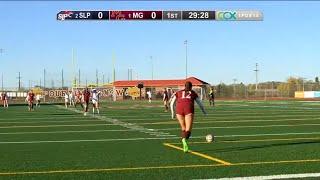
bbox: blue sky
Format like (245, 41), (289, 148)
(0, 1), (320, 88)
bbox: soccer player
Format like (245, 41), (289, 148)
(163, 88), (169, 112)
(147, 90), (152, 103)
(64, 92), (69, 108)
(26, 90), (35, 111)
(35, 94), (41, 107)
(170, 81), (207, 152)
(69, 91), (75, 107)
(92, 89), (101, 115)
(83, 88), (90, 116)
(75, 90), (83, 108)
(209, 87), (215, 106)
(1, 92), (8, 108)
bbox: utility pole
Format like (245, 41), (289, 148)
(1, 73), (3, 91)
(112, 53), (116, 83)
(43, 69), (46, 89)
(103, 74), (105, 85)
(184, 40), (188, 79)
(150, 56), (154, 80)
(78, 69), (81, 87)
(17, 72), (22, 90)
(254, 63), (259, 91)
(0, 49), (3, 91)
(61, 69), (64, 89)
(96, 69), (99, 86)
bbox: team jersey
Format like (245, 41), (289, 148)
(64, 94), (69, 100)
(1, 94), (6, 100)
(163, 91), (169, 101)
(175, 90), (198, 108)
(28, 93), (35, 102)
(92, 92), (101, 102)
(83, 91), (90, 102)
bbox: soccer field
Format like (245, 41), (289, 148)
(0, 100), (320, 179)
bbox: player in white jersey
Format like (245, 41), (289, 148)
(147, 90), (152, 103)
(69, 91), (75, 107)
(35, 94), (41, 107)
(64, 92), (69, 108)
(92, 89), (101, 115)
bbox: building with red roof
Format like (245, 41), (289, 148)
(108, 77), (210, 100)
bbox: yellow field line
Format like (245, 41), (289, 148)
(1, 159), (320, 176)
(168, 137), (320, 145)
(163, 143), (232, 166)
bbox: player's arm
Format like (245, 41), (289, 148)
(195, 97), (207, 115)
(170, 95), (176, 119)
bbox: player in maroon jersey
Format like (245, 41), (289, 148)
(26, 90), (35, 111)
(170, 81), (206, 152)
(1, 92), (8, 108)
(82, 88), (91, 116)
(163, 88), (169, 112)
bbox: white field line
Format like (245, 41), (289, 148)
(0, 124), (117, 129)
(0, 129), (134, 135)
(0, 116), (88, 121)
(1, 132), (320, 144)
(1, 122), (320, 132)
(139, 117), (320, 124)
(55, 105), (175, 138)
(207, 172), (320, 180)
(114, 115), (320, 122)
(1, 116), (319, 125)
(0, 119), (104, 124)
(160, 123), (320, 131)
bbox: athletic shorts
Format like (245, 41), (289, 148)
(176, 104), (194, 116)
(92, 99), (98, 104)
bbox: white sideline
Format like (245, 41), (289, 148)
(203, 172), (320, 180)
(1, 131), (320, 144)
(54, 105), (175, 138)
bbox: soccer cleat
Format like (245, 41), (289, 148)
(182, 138), (189, 153)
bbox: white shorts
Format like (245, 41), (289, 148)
(92, 99), (99, 104)
(65, 99), (69, 103)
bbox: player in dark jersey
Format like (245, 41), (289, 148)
(83, 88), (91, 116)
(26, 90), (35, 111)
(209, 87), (215, 106)
(1, 92), (8, 108)
(170, 81), (206, 152)
(163, 88), (169, 112)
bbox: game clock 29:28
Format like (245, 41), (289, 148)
(183, 11), (215, 20)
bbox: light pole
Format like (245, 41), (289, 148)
(0, 49), (4, 91)
(150, 56), (154, 80)
(184, 40), (188, 79)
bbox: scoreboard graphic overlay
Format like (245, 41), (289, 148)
(57, 10), (263, 21)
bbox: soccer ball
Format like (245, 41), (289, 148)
(206, 134), (214, 143)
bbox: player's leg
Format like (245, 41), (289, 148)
(184, 113), (194, 140)
(92, 102), (96, 114)
(96, 102), (100, 114)
(176, 114), (189, 152)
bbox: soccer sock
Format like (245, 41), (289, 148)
(181, 130), (186, 138)
(185, 131), (191, 139)
(93, 108), (95, 114)
(97, 109), (100, 114)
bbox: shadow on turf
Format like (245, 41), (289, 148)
(198, 140), (320, 153)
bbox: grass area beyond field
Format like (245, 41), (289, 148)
(0, 100), (319, 179)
